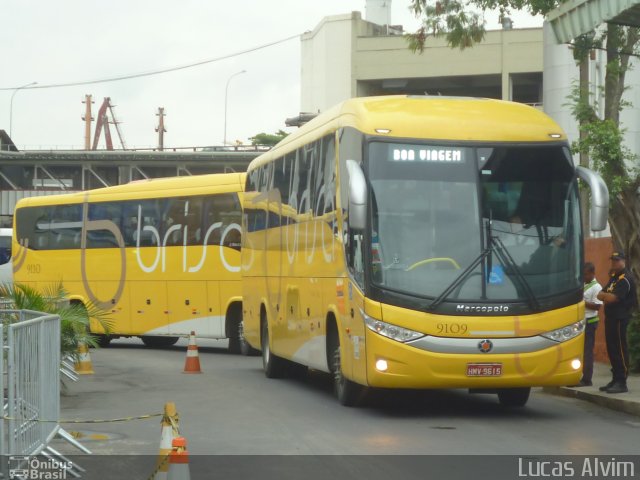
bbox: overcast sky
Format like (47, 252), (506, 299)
(1, 1), (542, 150)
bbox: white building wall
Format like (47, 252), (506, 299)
(301, 14), (357, 114)
(543, 21), (640, 165)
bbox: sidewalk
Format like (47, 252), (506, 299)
(543, 362), (640, 417)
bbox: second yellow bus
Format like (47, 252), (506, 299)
(13, 173), (246, 350)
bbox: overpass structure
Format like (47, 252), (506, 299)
(0, 139), (267, 217)
(548, 0), (640, 43)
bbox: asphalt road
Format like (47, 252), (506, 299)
(54, 337), (640, 459)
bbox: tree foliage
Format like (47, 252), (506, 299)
(248, 130), (288, 146)
(0, 282), (111, 360)
(407, 0), (568, 50)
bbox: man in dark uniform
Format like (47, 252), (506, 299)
(597, 251), (637, 394)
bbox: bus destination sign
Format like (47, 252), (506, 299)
(392, 147), (464, 163)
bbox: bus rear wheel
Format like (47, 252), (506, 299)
(94, 334), (112, 348)
(227, 305), (242, 354)
(331, 339), (365, 407)
(261, 319), (287, 378)
(497, 387), (531, 407)
(141, 336), (180, 348)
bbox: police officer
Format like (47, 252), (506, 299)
(597, 251), (637, 394)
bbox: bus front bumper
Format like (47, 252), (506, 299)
(364, 329), (583, 389)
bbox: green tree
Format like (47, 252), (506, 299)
(408, 0), (640, 369)
(248, 130), (288, 146)
(0, 282), (111, 360)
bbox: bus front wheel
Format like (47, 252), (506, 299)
(261, 319), (287, 378)
(497, 387), (531, 407)
(332, 341), (365, 407)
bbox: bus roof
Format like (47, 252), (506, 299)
(15, 172), (246, 208)
(249, 95), (567, 171)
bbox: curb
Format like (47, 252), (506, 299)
(543, 386), (640, 418)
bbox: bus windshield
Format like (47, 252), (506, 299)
(368, 142), (581, 304)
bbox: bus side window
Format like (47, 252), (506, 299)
(16, 206), (52, 250)
(203, 194), (242, 250)
(122, 200), (161, 247)
(50, 204), (82, 249)
(273, 156), (292, 208)
(0, 235), (11, 265)
(163, 198), (187, 247)
(87, 202), (122, 248)
(317, 134), (336, 217)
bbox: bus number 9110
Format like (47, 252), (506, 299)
(26, 264), (41, 274)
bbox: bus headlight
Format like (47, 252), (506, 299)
(540, 319), (585, 343)
(364, 316), (425, 343)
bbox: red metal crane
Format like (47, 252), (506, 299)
(91, 97), (126, 150)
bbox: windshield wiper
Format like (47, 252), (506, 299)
(427, 223), (541, 312)
(427, 246), (492, 311)
(490, 235), (541, 312)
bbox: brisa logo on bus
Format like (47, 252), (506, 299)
(133, 204), (241, 274)
(392, 148), (463, 163)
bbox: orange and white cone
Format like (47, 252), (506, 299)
(156, 402), (178, 480)
(183, 331), (202, 374)
(74, 341), (94, 375)
(167, 437), (191, 480)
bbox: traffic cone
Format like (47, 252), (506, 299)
(167, 437), (191, 480)
(156, 402), (178, 480)
(74, 341), (94, 375)
(183, 331), (202, 374)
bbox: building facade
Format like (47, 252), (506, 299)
(301, 11), (544, 114)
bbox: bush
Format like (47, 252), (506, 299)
(629, 313), (640, 373)
(0, 282), (111, 360)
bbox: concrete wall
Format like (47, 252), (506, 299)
(355, 28), (543, 95)
(301, 12), (544, 113)
(301, 13), (358, 114)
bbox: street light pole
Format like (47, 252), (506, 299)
(9, 81), (37, 139)
(223, 70), (246, 146)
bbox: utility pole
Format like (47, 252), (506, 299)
(82, 95), (94, 150)
(156, 107), (166, 151)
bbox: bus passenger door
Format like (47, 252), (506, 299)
(168, 281), (210, 337)
(130, 281), (168, 336)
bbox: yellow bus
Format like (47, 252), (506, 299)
(241, 95), (609, 406)
(12, 173), (246, 351)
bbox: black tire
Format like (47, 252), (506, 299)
(227, 310), (242, 354)
(141, 336), (180, 348)
(331, 336), (365, 407)
(497, 387), (531, 407)
(261, 318), (287, 378)
(239, 320), (260, 356)
(94, 334), (112, 348)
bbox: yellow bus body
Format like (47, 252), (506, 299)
(13, 173), (245, 345)
(242, 96), (585, 395)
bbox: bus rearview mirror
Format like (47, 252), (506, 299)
(576, 166), (609, 231)
(346, 160), (367, 231)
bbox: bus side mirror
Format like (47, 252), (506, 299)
(576, 166), (609, 231)
(346, 159), (367, 231)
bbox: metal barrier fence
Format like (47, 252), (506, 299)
(1, 309), (61, 457)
